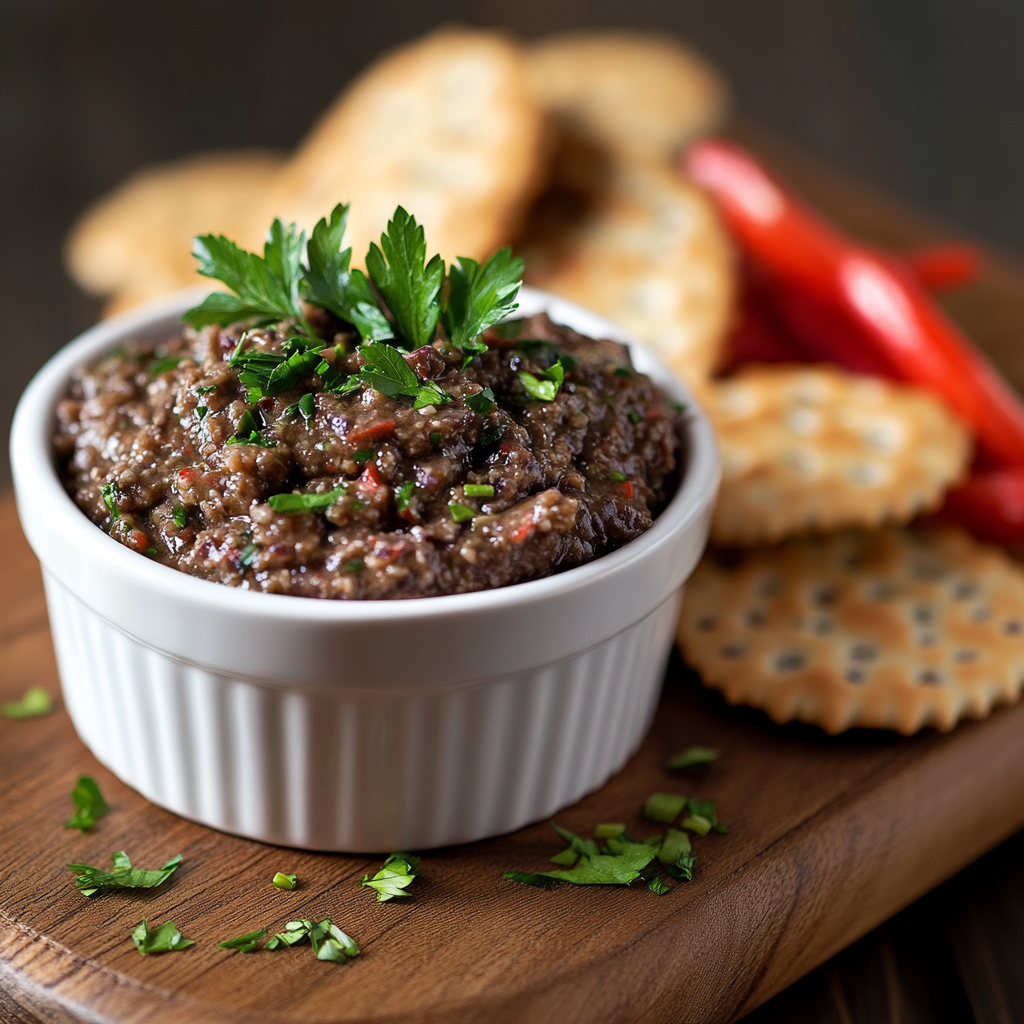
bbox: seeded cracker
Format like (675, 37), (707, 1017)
(677, 527), (1024, 734)
(707, 365), (971, 546)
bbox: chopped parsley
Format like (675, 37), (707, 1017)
(239, 542), (258, 567)
(101, 482), (121, 521)
(448, 500), (475, 523)
(272, 872), (298, 890)
(65, 775), (109, 832)
(150, 355), (186, 377)
(670, 401), (688, 415)
(465, 387), (497, 415)
(478, 423), (507, 448)
(682, 813), (712, 836)
(666, 746), (718, 771)
(641, 793), (688, 825)
(463, 484), (494, 498)
(131, 919), (194, 955)
(218, 928), (267, 953)
(518, 360), (564, 402)
(358, 341), (449, 408)
(395, 480), (416, 513)
(614, 366), (634, 379)
(594, 823), (625, 839)
(648, 877), (672, 895)
(195, 384), (218, 395)
(2, 687), (54, 719)
(628, 411), (642, 424)
(267, 487), (345, 513)
(442, 247), (523, 352)
(503, 871), (559, 891)
(263, 918), (360, 964)
(342, 558), (364, 572)
(430, 430), (442, 449)
(172, 506), (188, 529)
(607, 471), (628, 483)
(227, 430), (277, 448)
(353, 449), (374, 463)
(361, 852), (419, 902)
(67, 851), (182, 897)
(686, 797), (728, 834)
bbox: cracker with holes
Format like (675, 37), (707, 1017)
(708, 365), (971, 546)
(678, 527), (1024, 734)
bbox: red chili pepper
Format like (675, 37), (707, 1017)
(904, 244), (984, 292)
(178, 467), (198, 482)
(130, 530), (150, 551)
(510, 522), (535, 543)
(346, 420), (395, 445)
(620, 481), (634, 500)
(684, 140), (1024, 467)
(936, 469), (1024, 546)
(358, 464), (383, 489)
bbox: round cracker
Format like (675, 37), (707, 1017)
(65, 150), (284, 302)
(521, 159), (735, 389)
(257, 29), (546, 269)
(526, 31), (729, 162)
(678, 527), (1024, 734)
(708, 365), (972, 546)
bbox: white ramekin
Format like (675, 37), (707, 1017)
(11, 286), (718, 852)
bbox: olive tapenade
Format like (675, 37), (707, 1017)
(55, 311), (681, 599)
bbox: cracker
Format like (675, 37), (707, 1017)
(678, 527), (1024, 734)
(65, 150), (283, 302)
(520, 158), (735, 388)
(257, 28), (546, 268)
(708, 365), (971, 546)
(526, 31), (729, 162)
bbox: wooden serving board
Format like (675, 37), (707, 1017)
(5, 135), (1024, 1024)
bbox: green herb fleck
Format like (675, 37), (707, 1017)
(67, 851), (182, 897)
(463, 484), (494, 498)
(648, 877), (672, 895)
(478, 423), (507, 448)
(448, 500), (475, 523)
(517, 360), (564, 402)
(670, 401), (688, 415)
(342, 558), (364, 572)
(465, 387), (497, 415)
(666, 746), (718, 771)
(607, 471), (628, 483)
(272, 872), (298, 890)
(614, 367), (633, 379)
(361, 852), (419, 902)
(641, 793), (688, 825)
(218, 928), (267, 953)
(682, 814), (712, 836)
(197, 405), (208, 418)
(101, 482), (121, 521)
(227, 430), (277, 448)
(396, 480), (415, 513)
(542, 843), (659, 885)
(594, 823), (626, 840)
(195, 384), (218, 395)
(172, 506), (188, 529)
(430, 431), (442, 449)
(2, 688), (54, 720)
(628, 411), (642, 424)
(150, 355), (186, 377)
(504, 871), (560, 890)
(65, 775), (109, 832)
(239, 543), (258, 568)
(442, 247), (523, 352)
(358, 340), (449, 408)
(353, 449), (374, 464)
(267, 487), (345, 514)
(131, 918), (194, 955)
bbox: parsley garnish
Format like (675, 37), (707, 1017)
(150, 355), (186, 377)
(478, 423), (507, 448)
(172, 506), (188, 529)
(607, 471), (628, 483)
(101, 482), (121, 521)
(218, 929), (267, 953)
(648, 877), (672, 895)
(641, 793), (688, 825)
(305, 204), (394, 342)
(65, 775), (109, 832)
(131, 919), (194, 955)
(396, 480), (415, 513)
(272, 872), (298, 890)
(628, 411), (642, 424)
(503, 871), (560, 891)
(449, 500), (474, 523)
(543, 842), (659, 886)
(67, 851), (182, 897)
(267, 487), (345, 514)
(358, 341), (449, 408)
(353, 449), (374, 463)
(365, 208), (444, 348)
(442, 248), (523, 352)
(263, 919), (360, 963)
(463, 484), (494, 498)
(518, 360), (564, 402)
(666, 746), (718, 771)
(685, 797), (728, 834)
(195, 384), (218, 395)
(2, 687), (54, 719)
(343, 558), (364, 572)
(362, 852), (419, 902)
(465, 387), (497, 415)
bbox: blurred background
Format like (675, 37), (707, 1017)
(4, 1), (1024, 1019)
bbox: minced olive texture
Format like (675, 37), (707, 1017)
(55, 311), (682, 599)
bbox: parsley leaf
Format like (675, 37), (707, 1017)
(448, 500), (474, 523)
(518, 360), (564, 402)
(67, 851), (183, 897)
(365, 207), (444, 348)
(218, 928), (267, 953)
(362, 852), (419, 902)
(504, 871), (560, 890)
(358, 341), (449, 408)
(150, 355), (186, 377)
(648, 877), (672, 895)
(267, 487), (345, 514)
(641, 793), (688, 824)
(465, 387), (497, 415)
(65, 775), (109, 832)
(101, 482), (121, 521)
(442, 247), (523, 352)
(185, 220), (308, 330)
(272, 872), (298, 890)
(396, 480), (416, 513)
(264, 919), (359, 963)
(2, 687), (54, 719)
(305, 204), (394, 342)
(666, 746), (719, 771)
(131, 919), (194, 955)
(542, 843), (659, 885)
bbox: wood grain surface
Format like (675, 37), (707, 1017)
(5, 139), (1024, 1024)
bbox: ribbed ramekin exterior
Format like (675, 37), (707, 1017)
(45, 573), (679, 851)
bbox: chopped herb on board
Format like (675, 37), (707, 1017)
(362, 852), (419, 902)
(68, 851), (183, 897)
(272, 872), (298, 890)
(131, 919), (194, 955)
(218, 928), (267, 953)
(641, 792), (688, 825)
(2, 687), (54, 719)
(666, 746), (718, 771)
(262, 918), (360, 963)
(64, 775), (109, 832)
(267, 488), (345, 514)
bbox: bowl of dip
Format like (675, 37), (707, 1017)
(11, 285), (719, 851)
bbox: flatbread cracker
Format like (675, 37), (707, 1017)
(65, 150), (283, 302)
(526, 31), (729, 161)
(257, 28), (546, 269)
(678, 527), (1024, 734)
(520, 158), (735, 388)
(709, 365), (971, 545)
